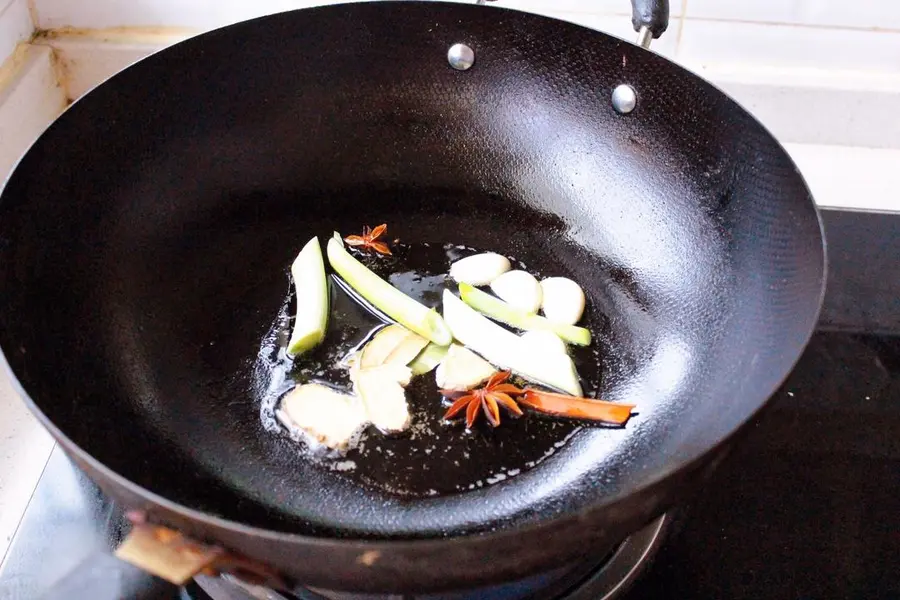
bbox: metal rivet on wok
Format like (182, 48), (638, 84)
(447, 43), (475, 71)
(612, 84), (637, 114)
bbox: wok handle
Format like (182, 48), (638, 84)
(41, 551), (181, 600)
(630, 0), (669, 46)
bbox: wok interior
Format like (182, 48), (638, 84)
(0, 4), (823, 538)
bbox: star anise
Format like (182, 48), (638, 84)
(344, 223), (392, 255)
(441, 371), (524, 428)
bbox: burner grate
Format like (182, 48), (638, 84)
(188, 515), (669, 600)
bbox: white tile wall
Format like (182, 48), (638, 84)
(0, 44), (66, 564)
(712, 76), (900, 150)
(0, 45), (67, 175)
(678, 19), (900, 73)
(0, 0), (32, 62)
(784, 144), (900, 211)
(686, 0), (900, 31)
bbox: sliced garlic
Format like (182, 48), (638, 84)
(449, 253), (511, 286)
(540, 277), (586, 325)
(520, 330), (568, 356)
(435, 344), (497, 391)
(490, 270), (542, 314)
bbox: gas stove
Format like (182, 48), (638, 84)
(1, 208), (898, 599)
(190, 511), (668, 599)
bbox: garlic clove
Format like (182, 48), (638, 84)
(540, 277), (586, 325)
(449, 253), (511, 286)
(490, 270), (542, 314)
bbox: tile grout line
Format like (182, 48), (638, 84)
(25, 0), (36, 32)
(674, 0), (688, 55)
(0, 442), (55, 574)
(0, 1), (15, 20)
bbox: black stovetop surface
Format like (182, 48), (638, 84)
(1, 208), (899, 599)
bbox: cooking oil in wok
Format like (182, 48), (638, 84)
(255, 242), (604, 498)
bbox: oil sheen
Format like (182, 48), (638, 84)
(255, 242), (604, 498)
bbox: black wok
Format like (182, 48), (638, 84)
(0, 0), (825, 596)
